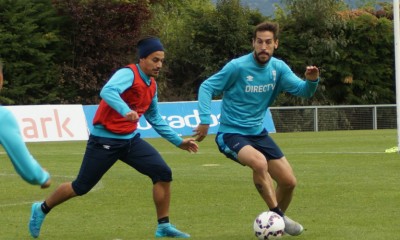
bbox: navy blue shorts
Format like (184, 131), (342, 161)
(72, 134), (171, 195)
(215, 129), (284, 164)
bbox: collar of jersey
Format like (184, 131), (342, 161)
(136, 64), (151, 85)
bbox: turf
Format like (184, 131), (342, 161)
(0, 129), (399, 239)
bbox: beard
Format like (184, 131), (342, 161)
(254, 51), (271, 65)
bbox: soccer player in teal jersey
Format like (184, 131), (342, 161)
(28, 37), (197, 239)
(0, 61), (51, 188)
(194, 21), (319, 236)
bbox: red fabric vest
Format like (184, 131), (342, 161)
(92, 64), (156, 134)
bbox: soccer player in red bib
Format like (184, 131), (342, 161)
(29, 37), (198, 238)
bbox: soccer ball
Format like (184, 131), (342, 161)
(253, 211), (285, 240)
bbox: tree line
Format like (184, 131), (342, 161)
(0, 0), (395, 106)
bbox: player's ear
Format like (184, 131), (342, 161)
(274, 39), (279, 49)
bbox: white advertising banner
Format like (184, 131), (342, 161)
(4, 105), (89, 142)
(83, 100), (276, 138)
(4, 101), (275, 142)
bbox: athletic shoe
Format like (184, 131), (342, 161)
(283, 215), (304, 236)
(155, 223), (190, 238)
(29, 202), (46, 238)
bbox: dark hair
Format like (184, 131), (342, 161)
(253, 21), (279, 40)
(0, 60), (3, 72)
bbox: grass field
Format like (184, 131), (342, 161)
(1, 129), (399, 240)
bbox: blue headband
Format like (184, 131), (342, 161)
(138, 37), (164, 58)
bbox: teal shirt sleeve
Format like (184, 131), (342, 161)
(198, 62), (236, 124)
(144, 94), (183, 147)
(278, 61), (319, 97)
(100, 68), (134, 117)
(0, 107), (50, 186)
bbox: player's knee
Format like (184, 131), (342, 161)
(250, 158), (269, 173)
(150, 165), (172, 184)
(71, 180), (94, 196)
(281, 176), (297, 190)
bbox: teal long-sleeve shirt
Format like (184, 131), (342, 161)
(91, 64), (183, 146)
(0, 107), (50, 185)
(198, 53), (319, 135)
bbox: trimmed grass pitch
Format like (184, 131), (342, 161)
(1, 129), (399, 239)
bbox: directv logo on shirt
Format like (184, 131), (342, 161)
(245, 84), (275, 93)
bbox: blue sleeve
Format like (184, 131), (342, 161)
(144, 94), (183, 147)
(0, 108), (50, 186)
(100, 68), (134, 116)
(278, 62), (318, 98)
(198, 62), (236, 124)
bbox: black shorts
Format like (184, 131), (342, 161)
(72, 134), (172, 195)
(215, 129), (284, 164)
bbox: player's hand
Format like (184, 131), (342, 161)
(41, 179), (51, 189)
(125, 110), (139, 122)
(193, 124), (210, 142)
(305, 66), (319, 81)
(179, 138), (199, 153)
(41, 170), (51, 189)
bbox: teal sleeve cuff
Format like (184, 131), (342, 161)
(199, 114), (211, 124)
(307, 77), (320, 83)
(40, 171), (50, 186)
(173, 137), (183, 147)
